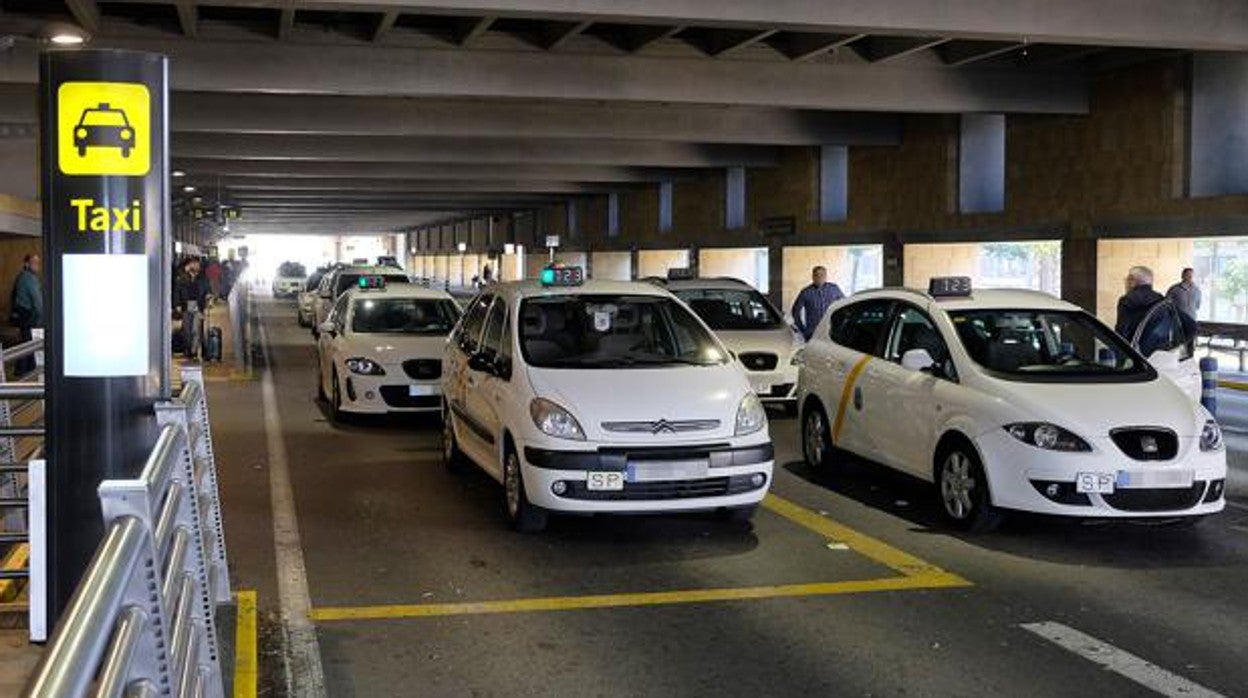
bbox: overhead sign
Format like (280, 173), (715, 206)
(759, 215), (796, 237)
(545, 235), (560, 248)
(57, 81), (151, 176)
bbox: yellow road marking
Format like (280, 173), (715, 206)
(1218, 379), (1248, 392)
(832, 355), (872, 443)
(234, 590), (258, 698)
(0, 543), (30, 602)
(309, 495), (969, 623)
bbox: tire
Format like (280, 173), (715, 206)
(77, 145), (87, 157)
(330, 369), (347, 423)
(121, 147), (131, 158)
(503, 446), (548, 533)
(442, 399), (465, 472)
(802, 403), (838, 474)
(316, 364), (327, 401)
(936, 442), (1002, 533)
(720, 505), (757, 524)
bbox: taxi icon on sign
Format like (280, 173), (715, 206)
(73, 103), (136, 158)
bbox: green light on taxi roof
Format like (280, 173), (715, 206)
(540, 268), (556, 285)
(359, 277), (368, 287)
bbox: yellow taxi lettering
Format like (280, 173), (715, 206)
(69, 198), (143, 233)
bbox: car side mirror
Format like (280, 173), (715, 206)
(468, 352), (494, 373)
(901, 348), (936, 372)
(317, 321), (336, 336)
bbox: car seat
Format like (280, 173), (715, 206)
(522, 304), (571, 364)
(986, 328), (1040, 371)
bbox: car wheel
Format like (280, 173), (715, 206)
(330, 369), (347, 423)
(802, 404), (838, 473)
(316, 363), (327, 401)
(121, 147), (131, 158)
(442, 399), (465, 472)
(936, 443), (1002, 533)
(77, 145), (87, 157)
(503, 446), (547, 533)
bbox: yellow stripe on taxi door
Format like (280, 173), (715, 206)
(831, 355), (873, 443)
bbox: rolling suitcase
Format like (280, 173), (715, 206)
(204, 325), (223, 362)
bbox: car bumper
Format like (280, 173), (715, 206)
(339, 375), (442, 414)
(519, 439), (774, 514)
(744, 366), (799, 404)
(976, 429), (1227, 518)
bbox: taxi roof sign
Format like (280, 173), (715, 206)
(540, 264), (584, 287)
(666, 267), (696, 281)
(358, 275), (387, 290)
(929, 276), (972, 298)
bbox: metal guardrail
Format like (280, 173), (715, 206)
(24, 366), (231, 698)
(0, 336), (46, 630)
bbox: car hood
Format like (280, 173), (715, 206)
(974, 374), (1205, 438)
(526, 362), (751, 443)
(714, 327), (803, 360)
(342, 334), (448, 365)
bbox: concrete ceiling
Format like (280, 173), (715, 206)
(0, 0), (1240, 236)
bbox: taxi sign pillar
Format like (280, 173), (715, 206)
(39, 49), (171, 620)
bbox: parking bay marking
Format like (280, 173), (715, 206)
(309, 493), (971, 622)
(1020, 621), (1225, 698)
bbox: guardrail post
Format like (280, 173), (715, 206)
(28, 459), (45, 643)
(175, 367), (231, 603)
(1201, 356), (1219, 417)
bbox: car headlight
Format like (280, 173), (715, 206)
(1004, 422), (1091, 452)
(1200, 420), (1223, 452)
(530, 398), (585, 441)
(735, 393), (767, 436)
(344, 357), (385, 376)
(75, 128), (87, 138)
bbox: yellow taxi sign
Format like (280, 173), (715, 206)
(57, 81), (150, 176)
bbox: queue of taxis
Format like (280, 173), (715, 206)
(796, 277), (1226, 532)
(440, 266), (775, 532)
(314, 277), (461, 418)
(311, 264), (412, 335)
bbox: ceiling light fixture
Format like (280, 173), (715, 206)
(171, 170), (186, 178)
(39, 22), (89, 46)
(183, 185), (196, 193)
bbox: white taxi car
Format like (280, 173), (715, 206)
(312, 265), (410, 336)
(441, 266), (775, 532)
(316, 278), (461, 418)
(797, 278), (1226, 531)
(664, 274), (803, 411)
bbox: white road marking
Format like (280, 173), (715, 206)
(261, 323), (328, 697)
(1020, 621), (1223, 698)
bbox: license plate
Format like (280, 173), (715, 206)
(1115, 469), (1195, 489)
(751, 382), (773, 395)
(627, 459), (710, 482)
(408, 384), (438, 397)
(1075, 472), (1116, 494)
(586, 471), (625, 491)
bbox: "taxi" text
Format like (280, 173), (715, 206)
(70, 198), (143, 233)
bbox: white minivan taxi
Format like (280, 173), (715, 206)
(797, 278), (1226, 532)
(441, 266), (775, 532)
(317, 278), (461, 418)
(663, 274), (804, 411)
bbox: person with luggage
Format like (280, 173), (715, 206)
(173, 257), (212, 359)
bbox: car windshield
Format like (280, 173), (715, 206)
(948, 309), (1154, 382)
(82, 109), (127, 127)
(335, 273), (408, 297)
(673, 288), (784, 330)
(352, 298), (460, 334)
(519, 294), (729, 369)
(279, 261), (306, 278)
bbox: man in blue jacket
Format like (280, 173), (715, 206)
(9, 254), (42, 376)
(790, 265), (844, 340)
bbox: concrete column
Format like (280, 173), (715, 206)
(767, 242), (785, 311)
(1063, 224), (1098, 314)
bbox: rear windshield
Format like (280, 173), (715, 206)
(351, 298), (460, 335)
(335, 273), (408, 297)
(673, 288), (784, 330)
(948, 309), (1155, 383)
(519, 294), (728, 369)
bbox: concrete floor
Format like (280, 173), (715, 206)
(214, 298), (1248, 697)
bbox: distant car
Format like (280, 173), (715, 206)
(797, 279), (1226, 532)
(441, 267), (774, 533)
(312, 265), (410, 335)
(297, 270), (328, 327)
(272, 261), (307, 299)
(665, 276), (803, 412)
(74, 103), (135, 158)
(316, 279), (461, 418)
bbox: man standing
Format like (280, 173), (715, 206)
(1167, 267), (1201, 321)
(8, 254), (42, 376)
(1114, 265), (1163, 339)
(790, 265), (844, 340)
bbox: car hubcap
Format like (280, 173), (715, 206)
(505, 453), (520, 518)
(805, 412), (826, 465)
(941, 452), (976, 520)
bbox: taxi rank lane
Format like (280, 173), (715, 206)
(211, 298), (1248, 697)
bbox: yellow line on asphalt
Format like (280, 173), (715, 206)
(1217, 379), (1248, 392)
(309, 495), (969, 622)
(234, 590), (258, 698)
(832, 356), (872, 443)
(0, 543), (30, 602)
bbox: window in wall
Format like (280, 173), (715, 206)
(819, 145), (848, 222)
(659, 181), (673, 233)
(607, 192), (620, 238)
(725, 167), (746, 230)
(958, 114), (1006, 214)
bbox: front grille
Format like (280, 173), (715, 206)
(1110, 428), (1179, 461)
(761, 383), (794, 399)
(379, 386), (440, 409)
(1103, 482), (1207, 512)
(739, 352), (779, 372)
(601, 419), (720, 434)
(562, 474), (765, 501)
(402, 359), (441, 380)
